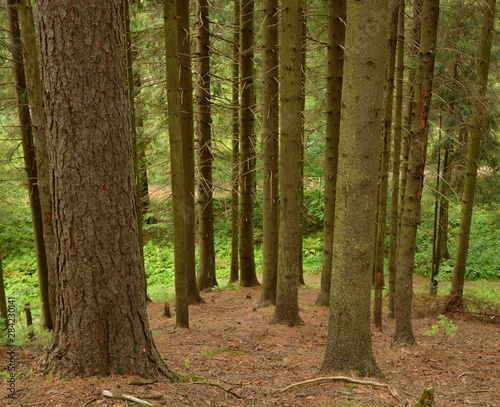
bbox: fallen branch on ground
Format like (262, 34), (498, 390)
(275, 376), (398, 398)
(102, 389), (155, 406)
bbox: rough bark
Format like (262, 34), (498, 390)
(388, 0), (405, 317)
(229, 0), (240, 283)
(0, 251), (7, 330)
(374, 0), (399, 330)
(196, 0), (217, 291)
(315, 0), (346, 307)
(270, 0), (304, 327)
(320, 0), (387, 378)
(451, 0), (496, 295)
(394, 0), (440, 346)
(36, 0), (173, 377)
(164, 0), (189, 328)
(177, 0), (203, 304)
(259, 0), (279, 307)
(7, 0), (53, 330)
(239, 0), (259, 287)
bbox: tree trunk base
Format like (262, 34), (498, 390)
(314, 290), (329, 307)
(270, 313), (304, 327)
(414, 386), (436, 407)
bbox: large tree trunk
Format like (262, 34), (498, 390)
(239, 0), (259, 287)
(315, 0), (346, 307)
(451, 0), (496, 295)
(320, 0), (387, 377)
(176, 2), (202, 305)
(164, 0), (189, 328)
(394, 0), (440, 346)
(270, 0), (303, 327)
(229, 0), (240, 284)
(388, 0), (405, 317)
(196, 0), (217, 291)
(374, 0), (399, 330)
(7, 0), (53, 330)
(259, 0), (279, 307)
(37, 0), (174, 376)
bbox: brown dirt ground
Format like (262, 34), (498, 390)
(1, 276), (499, 407)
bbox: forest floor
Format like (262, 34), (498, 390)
(1, 275), (499, 407)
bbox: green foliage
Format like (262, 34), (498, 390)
(423, 314), (458, 338)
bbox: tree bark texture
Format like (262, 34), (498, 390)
(388, 0), (405, 317)
(0, 251), (7, 330)
(316, 0), (346, 307)
(451, 0), (496, 295)
(320, 0), (387, 377)
(259, 0), (279, 307)
(374, 0), (399, 330)
(165, 0), (189, 328)
(229, 0), (240, 283)
(196, 0), (217, 291)
(177, 0), (203, 304)
(7, 0), (53, 330)
(394, 0), (440, 346)
(270, 0), (304, 327)
(36, 0), (173, 376)
(239, 0), (259, 287)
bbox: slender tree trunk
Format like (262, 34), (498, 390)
(315, 0), (346, 307)
(196, 0), (217, 291)
(320, 0), (387, 378)
(239, 0), (259, 287)
(270, 0), (304, 327)
(374, 0), (399, 331)
(164, 0), (189, 328)
(177, 0), (203, 303)
(439, 144), (451, 259)
(394, 0), (440, 346)
(451, 0), (496, 296)
(229, 0), (241, 283)
(388, 0), (405, 317)
(7, 0), (53, 330)
(37, 0), (174, 377)
(259, 0), (279, 307)
(430, 121), (442, 295)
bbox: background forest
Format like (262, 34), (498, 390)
(0, 1), (499, 404)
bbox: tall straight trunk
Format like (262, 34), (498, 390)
(270, 0), (303, 327)
(239, 0), (259, 287)
(430, 124), (442, 294)
(259, 0), (279, 307)
(0, 251), (7, 330)
(7, 0), (52, 330)
(123, 0), (150, 303)
(177, 0), (203, 303)
(315, 0), (346, 307)
(320, 0), (387, 377)
(164, 0), (189, 328)
(451, 0), (496, 295)
(37, 0), (173, 377)
(229, 0), (240, 283)
(374, 0), (399, 330)
(398, 0), (423, 234)
(388, 0), (405, 317)
(196, 0), (217, 290)
(394, 0), (440, 346)
(439, 145), (451, 259)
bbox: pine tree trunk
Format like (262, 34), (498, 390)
(394, 0), (440, 346)
(164, 0), (189, 328)
(374, 0), (399, 330)
(259, 0), (279, 307)
(196, 0), (217, 291)
(315, 0), (345, 307)
(270, 0), (304, 327)
(451, 0), (496, 295)
(320, 0), (387, 377)
(7, 0), (53, 330)
(388, 0), (405, 317)
(0, 251), (7, 330)
(37, 0), (174, 376)
(229, 0), (240, 283)
(239, 0), (259, 287)
(177, 0), (202, 304)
